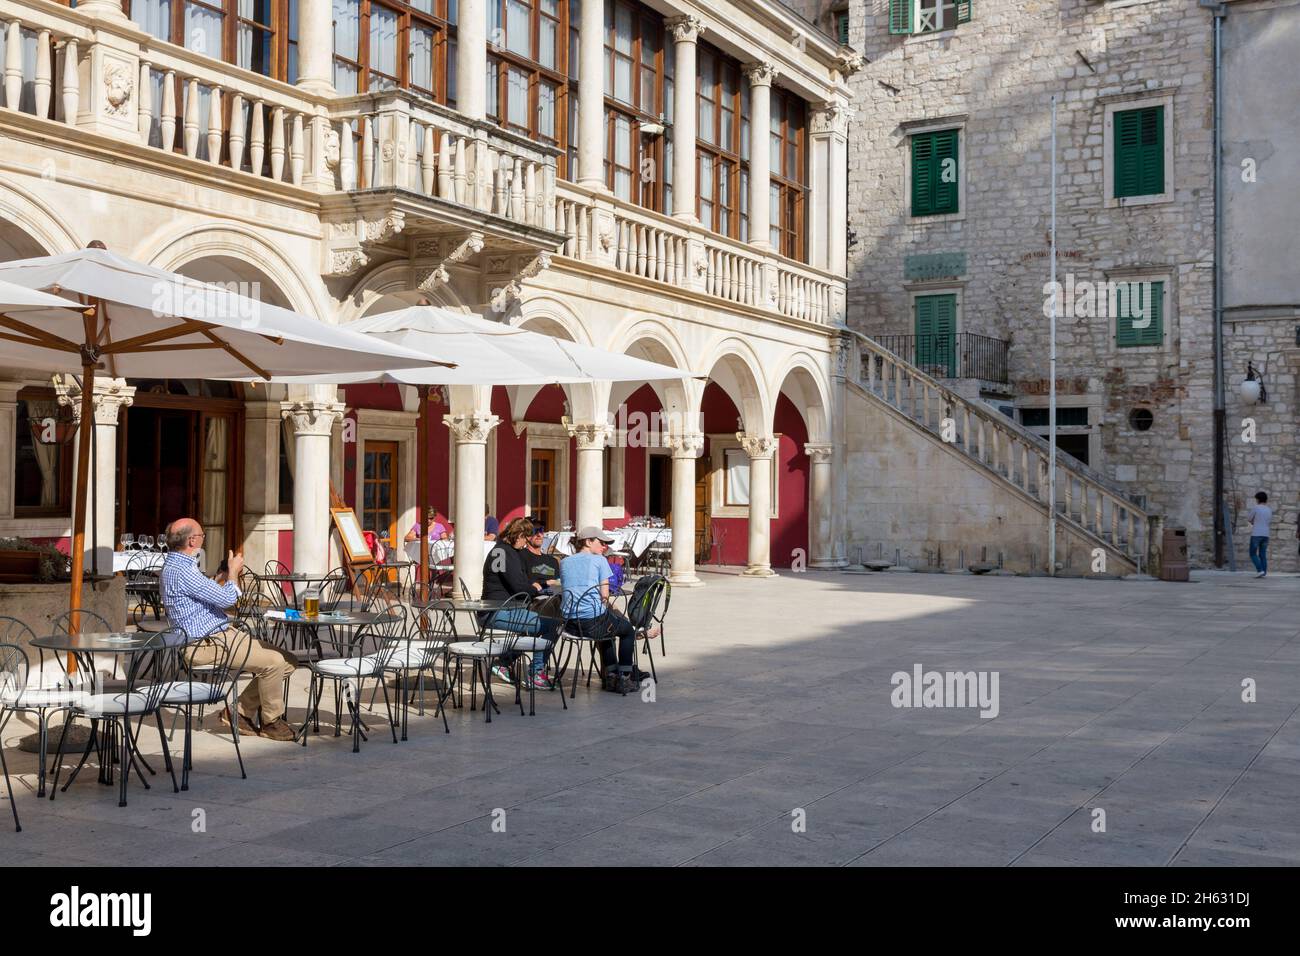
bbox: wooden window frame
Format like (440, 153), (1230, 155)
(333, 0), (455, 101)
(695, 43), (747, 240)
(769, 88), (807, 261)
(486, 0), (571, 151)
(12, 387), (73, 519)
(122, 0), (295, 82)
(601, 1), (669, 211)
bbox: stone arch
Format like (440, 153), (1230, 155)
(773, 352), (833, 444)
(340, 260), (472, 323)
(142, 223), (324, 318)
(0, 180), (80, 258)
(513, 297), (602, 424)
(700, 337), (772, 437)
(605, 315), (697, 422)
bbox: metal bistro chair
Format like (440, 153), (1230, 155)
(296, 615), (399, 752)
(49, 632), (182, 808)
(374, 603), (451, 738)
(444, 593), (528, 723)
(556, 584), (626, 699)
(124, 550), (163, 623)
(644, 532), (672, 577)
(0, 618), (87, 801)
(625, 574), (670, 683)
(152, 622), (252, 791)
(512, 591), (567, 717)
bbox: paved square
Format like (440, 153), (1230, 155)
(3, 569), (1298, 866)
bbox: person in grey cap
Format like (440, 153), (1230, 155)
(560, 525), (656, 689)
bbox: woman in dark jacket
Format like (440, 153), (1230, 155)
(480, 518), (559, 687)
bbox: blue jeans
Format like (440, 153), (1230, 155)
(486, 608), (558, 675)
(1249, 536), (1269, 573)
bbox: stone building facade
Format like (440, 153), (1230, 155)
(838, 0), (1298, 567)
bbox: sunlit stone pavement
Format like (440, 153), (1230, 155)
(3, 568), (1298, 866)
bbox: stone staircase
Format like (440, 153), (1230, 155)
(849, 331), (1160, 575)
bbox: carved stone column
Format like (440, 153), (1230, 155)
(281, 398), (345, 577)
(577, 0), (606, 189)
(666, 15), (704, 221)
(0, 382), (19, 520)
(737, 433), (777, 577)
(58, 377), (135, 576)
(666, 431), (704, 586)
(809, 100), (852, 282)
(444, 411), (500, 598)
(456, 0), (488, 121)
(295, 0), (335, 94)
(804, 443), (835, 568)
(567, 422), (609, 533)
(743, 62), (778, 250)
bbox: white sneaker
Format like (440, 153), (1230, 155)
(489, 664), (514, 685)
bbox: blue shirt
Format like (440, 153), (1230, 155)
(560, 552), (612, 620)
(159, 551), (238, 640)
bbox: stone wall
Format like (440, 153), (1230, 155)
(844, 0), (1222, 561)
(843, 383), (1141, 575)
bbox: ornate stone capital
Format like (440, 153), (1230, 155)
(666, 15), (705, 44)
(566, 422), (611, 451)
(736, 433), (778, 460)
(281, 400), (345, 437)
(665, 431), (705, 459)
(443, 412), (501, 444)
(834, 49), (865, 80)
(804, 442), (833, 465)
(810, 101), (853, 137)
(742, 62), (779, 88)
(56, 377), (135, 426)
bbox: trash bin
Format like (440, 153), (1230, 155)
(1160, 528), (1189, 582)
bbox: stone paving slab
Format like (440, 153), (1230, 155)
(2, 569), (1298, 866)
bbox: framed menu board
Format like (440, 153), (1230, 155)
(331, 508), (373, 565)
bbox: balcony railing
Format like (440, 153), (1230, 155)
(555, 182), (845, 325)
(871, 332), (1009, 384)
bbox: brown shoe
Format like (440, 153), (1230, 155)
(219, 707), (258, 736)
(257, 718), (297, 742)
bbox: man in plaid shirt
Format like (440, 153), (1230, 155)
(161, 519), (297, 741)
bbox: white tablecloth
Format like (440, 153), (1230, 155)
(112, 551), (166, 573)
(408, 538), (498, 567)
(542, 528), (670, 558)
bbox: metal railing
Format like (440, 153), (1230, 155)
(871, 332), (1009, 384)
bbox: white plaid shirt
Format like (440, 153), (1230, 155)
(160, 551), (238, 639)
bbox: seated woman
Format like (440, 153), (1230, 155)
(481, 517), (559, 688)
(405, 507), (448, 543)
(560, 526), (655, 691)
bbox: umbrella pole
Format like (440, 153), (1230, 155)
(418, 385), (430, 601)
(68, 330), (98, 663)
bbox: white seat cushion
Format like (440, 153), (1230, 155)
(500, 636), (552, 652)
(157, 681), (223, 705)
(78, 692), (155, 716)
(1, 687), (85, 708)
(312, 656), (382, 678)
(381, 646), (442, 670)
(446, 641), (507, 658)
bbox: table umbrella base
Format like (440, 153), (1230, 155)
(18, 723), (92, 754)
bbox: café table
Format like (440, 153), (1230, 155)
(255, 571), (335, 609)
(30, 631), (183, 804)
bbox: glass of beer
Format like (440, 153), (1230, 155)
(303, 588), (320, 620)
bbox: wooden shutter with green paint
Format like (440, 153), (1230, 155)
(915, 294), (957, 376)
(956, 1), (973, 22)
(911, 129), (959, 216)
(838, 11), (850, 45)
(1115, 281), (1163, 348)
(1114, 106), (1164, 199)
(889, 0), (913, 35)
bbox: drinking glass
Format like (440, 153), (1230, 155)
(140, 535), (154, 550)
(122, 533), (135, 550)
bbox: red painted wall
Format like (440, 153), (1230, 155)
(277, 528), (293, 571)
(614, 384), (663, 525)
(492, 386), (527, 525)
(771, 393), (810, 568)
(701, 384), (747, 564)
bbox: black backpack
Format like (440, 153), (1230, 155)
(626, 574), (666, 630)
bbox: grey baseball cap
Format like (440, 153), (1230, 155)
(575, 525), (616, 543)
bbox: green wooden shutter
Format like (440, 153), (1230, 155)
(838, 12), (850, 45)
(1115, 106), (1164, 198)
(1116, 281), (1163, 347)
(911, 133), (934, 216)
(956, 1), (972, 23)
(889, 0), (913, 35)
(932, 129), (959, 213)
(915, 294), (957, 376)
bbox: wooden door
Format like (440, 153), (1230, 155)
(694, 456), (710, 562)
(915, 293), (957, 377)
(530, 449), (556, 531)
(362, 440), (399, 549)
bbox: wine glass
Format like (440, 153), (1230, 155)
(121, 533), (135, 551)
(158, 531), (168, 550)
(140, 534), (154, 550)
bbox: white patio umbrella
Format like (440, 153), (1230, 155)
(0, 246), (449, 637)
(256, 305), (696, 595)
(0, 279), (87, 315)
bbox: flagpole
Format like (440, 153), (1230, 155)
(1048, 94), (1058, 576)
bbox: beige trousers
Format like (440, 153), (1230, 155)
(186, 629), (297, 723)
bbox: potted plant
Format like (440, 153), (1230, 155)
(0, 538), (72, 583)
